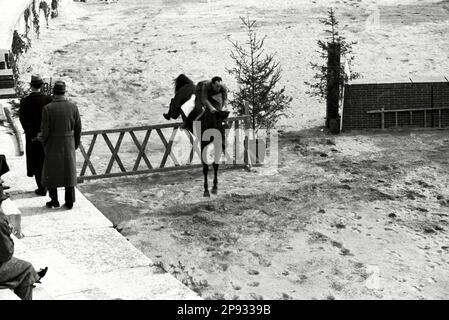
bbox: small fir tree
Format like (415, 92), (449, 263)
(305, 8), (359, 102)
(228, 16), (292, 130)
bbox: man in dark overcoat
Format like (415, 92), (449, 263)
(38, 81), (82, 209)
(19, 75), (53, 196)
(0, 188), (47, 300)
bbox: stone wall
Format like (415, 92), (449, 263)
(342, 79), (449, 131)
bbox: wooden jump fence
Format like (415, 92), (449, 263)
(77, 114), (251, 182)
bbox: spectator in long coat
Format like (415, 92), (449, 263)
(38, 81), (81, 209)
(0, 189), (47, 300)
(19, 75), (53, 196)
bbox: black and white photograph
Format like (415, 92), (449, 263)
(0, 0), (448, 306)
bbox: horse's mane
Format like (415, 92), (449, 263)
(173, 74), (194, 93)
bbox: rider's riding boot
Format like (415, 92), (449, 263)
(163, 113), (171, 120)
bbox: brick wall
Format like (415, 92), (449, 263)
(342, 82), (449, 131)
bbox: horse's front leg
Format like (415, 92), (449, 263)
(211, 163), (218, 194)
(203, 162), (210, 197)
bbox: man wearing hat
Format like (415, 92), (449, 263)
(38, 81), (81, 209)
(19, 75), (53, 196)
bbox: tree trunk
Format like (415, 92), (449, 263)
(326, 42), (341, 130)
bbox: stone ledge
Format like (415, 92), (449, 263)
(14, 247), (93, 298)
(0, 288), (20, 300)
(15, 189), (112, 237)
(1, 197), (22, 238)
(0, 88), (16, 99)
(90, 266), (202, 300)
(13, 228), (201, 299)
(16, 228), (154, 274)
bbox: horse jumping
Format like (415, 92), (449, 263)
(164, 74), (229, 197)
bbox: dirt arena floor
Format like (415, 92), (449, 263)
(79, 129), (449, 299)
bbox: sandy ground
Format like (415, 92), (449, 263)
(13, 0), (449, 299)
(79, 129), (449, 300)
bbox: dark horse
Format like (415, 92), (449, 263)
(165, 74), (229, 197)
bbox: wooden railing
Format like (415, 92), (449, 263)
(77, 115), (251, 182)
(367, 106), (449, 129)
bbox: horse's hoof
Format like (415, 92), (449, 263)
(203, 191), (210, 197)
(211, 187), (217, 195)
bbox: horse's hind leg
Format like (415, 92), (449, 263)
(203, 162), (210, 197)
(211, 163), (218, 195)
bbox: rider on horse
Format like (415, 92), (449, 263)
(163, 74), (231, 197)
(163, 75), (229, 131)
(180, 76), (229, 129)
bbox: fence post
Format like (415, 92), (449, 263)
(430, 85), (434, 128)
(244, 102), (250, 168)
(3, 107), (24, 156)
(327, 42), (341, 132)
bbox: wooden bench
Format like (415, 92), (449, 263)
(367, 106), (449, 129)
